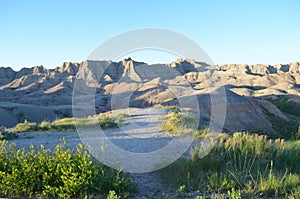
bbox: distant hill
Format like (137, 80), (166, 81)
(1, 58), (299, 135)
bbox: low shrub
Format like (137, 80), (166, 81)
(98, 113), (129, 129)
(38, 120), (52, 131)
(13, 120), (37, 132)
(0, 140), (135, 198)
(161, 111), (197, 135)
(98, 114), (119, 129)
(51, 118), (76, 131)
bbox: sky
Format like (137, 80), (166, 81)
(0, 0), (300, 70)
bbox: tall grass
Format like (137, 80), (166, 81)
(0, 140), (135, 198)
(157, 132), (300, 198)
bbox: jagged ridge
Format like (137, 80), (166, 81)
(0, 58), (299, 133)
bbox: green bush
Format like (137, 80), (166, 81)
(13, 120), (37, 132)
(98, 114), (118, 129)
(114, 113), (130, 121)
(161, 111), (196, 135)
(0, 140), (135, 198)
(51, 118), (76, 131)
(38, 120), (52, 131)
(98, 113), (129, 129)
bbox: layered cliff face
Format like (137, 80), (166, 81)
(214, 62), (300, 75)
(0, 59), (299, 134)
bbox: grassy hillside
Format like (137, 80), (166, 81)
(269, 95), (300, 117)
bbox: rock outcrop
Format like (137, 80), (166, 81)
(0, 59), (299, 134)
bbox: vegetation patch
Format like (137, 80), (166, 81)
(157, 132), (300, 198)
(269, 95), (300, 117)
(50, 118), (76, 131)
(12, 113), (130, 132)
(13, 120), (37, 132)
(0, 140), (135, 198)
(0, 127), (17, 140)
(161, 111), (197, 136)
(154, 104), (181, 110)
(161, 111), (208, 138)
(261, 106), (299, 139)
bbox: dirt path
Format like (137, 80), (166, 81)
(7, 108), (189, 198)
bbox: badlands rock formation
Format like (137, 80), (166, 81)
(0, 58), (299, 134)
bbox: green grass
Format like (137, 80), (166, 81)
(0, 140), (135, 198)
(12, 113), (130, 132)
(157, 132), (300, 198)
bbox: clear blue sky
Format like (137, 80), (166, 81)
(1, 0), (299, 70)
